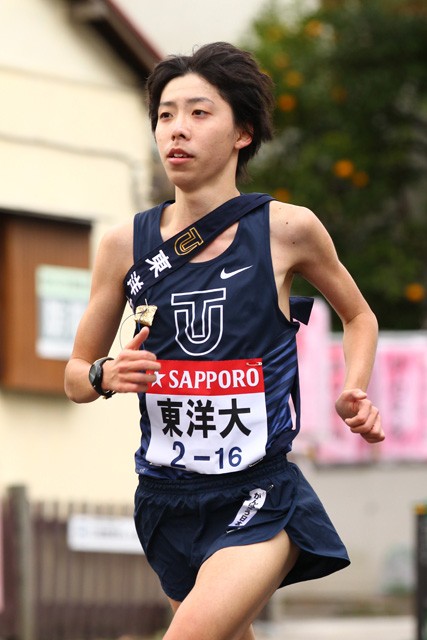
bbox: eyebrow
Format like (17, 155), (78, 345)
(158, 97), (215, 108)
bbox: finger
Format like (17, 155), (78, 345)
(362, 416), (385, 443)
(345, 412), (370, 428)
(125, 326), (150, 350)
(115, 350), (161, 373)
(369, 413), (385, 441)
(344, 400), (372, 428)
(363, 430), (385, 443)
(347, 405), (380, 434)
(336, 389), (368, 421)
(119, 370), (159, 392)
(340, 389), (367, 404)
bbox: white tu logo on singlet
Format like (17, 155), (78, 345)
(171, 288), (225, 356)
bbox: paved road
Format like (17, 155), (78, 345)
(253, 615), (416, 640)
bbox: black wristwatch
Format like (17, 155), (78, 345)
(88, 357), (115, 399)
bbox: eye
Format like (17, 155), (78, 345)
(158, 111), (172, 120)
(193, 109), (208, 117)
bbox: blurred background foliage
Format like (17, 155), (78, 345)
(241, 0), (427, 330)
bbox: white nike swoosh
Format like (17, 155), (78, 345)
(220, 266), (253, 279)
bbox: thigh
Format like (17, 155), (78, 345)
(163, 530), (299, 640)
(167, 597), (256, 640)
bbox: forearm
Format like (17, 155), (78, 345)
(65, 326), (161, 403)
(64, 357), (100, 404)
(341, 308), (378, 392)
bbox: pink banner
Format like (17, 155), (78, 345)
(316, 334), (427, 464)
(369, 336), (427, 461)
(315, 341), (373, 464)
(293, 298), (332, 457)
(293, 302), (427, 464)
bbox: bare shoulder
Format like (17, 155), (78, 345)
(269, 200), (325, 243)
(269, 200), (334, 274)
(95, 220), (134, 278)
(99, 220), (133, 254)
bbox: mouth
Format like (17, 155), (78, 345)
(167, 149), (193, 159)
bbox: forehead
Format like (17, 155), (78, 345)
(159, 72), (225, 105)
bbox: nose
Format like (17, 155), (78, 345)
(171, 114), (190, 140)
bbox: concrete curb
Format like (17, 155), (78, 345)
(253, 615), (415, 640)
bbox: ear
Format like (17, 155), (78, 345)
(235, 128), (253, 150)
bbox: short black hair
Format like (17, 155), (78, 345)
(146, 42), (275, 181)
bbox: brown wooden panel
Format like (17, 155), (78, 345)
(0, 214), (90, 394)
(0, 493), (169, 640)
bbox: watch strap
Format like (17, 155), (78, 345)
(89, 357), (115, 399)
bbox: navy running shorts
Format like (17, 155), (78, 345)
(134, 454), (350, 601)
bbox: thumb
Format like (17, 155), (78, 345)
(125, 326), (150, 350)
(343, 388), (367, 401)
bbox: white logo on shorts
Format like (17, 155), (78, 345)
(228, 488), (267, 528)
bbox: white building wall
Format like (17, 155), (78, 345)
(0, 0), (153, 505)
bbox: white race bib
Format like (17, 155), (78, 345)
(145, 359), (268, 474)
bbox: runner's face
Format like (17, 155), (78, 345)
(155, 73), (251, 191)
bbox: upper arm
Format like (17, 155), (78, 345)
(271, 201), (372, 326)
(70, 223), (133, 363)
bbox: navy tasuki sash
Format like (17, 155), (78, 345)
(123, 192), (313, 327)
(124, 193), (273, 310)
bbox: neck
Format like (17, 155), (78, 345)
(167, 185), (241, 226)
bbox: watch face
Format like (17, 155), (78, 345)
(89, 363), (99, 386)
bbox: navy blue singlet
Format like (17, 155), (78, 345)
(125, 198), (308, 479)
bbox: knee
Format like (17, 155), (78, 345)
(163, 612), (206, 640)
